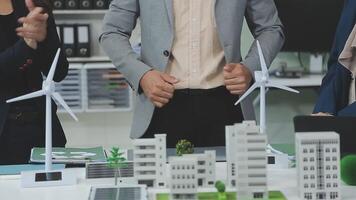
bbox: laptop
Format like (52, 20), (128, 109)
(294, 116), (356, 156)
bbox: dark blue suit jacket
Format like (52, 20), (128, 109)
(0, 0), (68, 144)
(314, 0), (356, 116)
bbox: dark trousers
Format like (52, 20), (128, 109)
(0, 116), (66, 165)
(143, 86), (244, 148)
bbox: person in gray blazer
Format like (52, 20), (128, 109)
(100, 0), (284, 147)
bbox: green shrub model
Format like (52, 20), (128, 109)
(107, 147), (127, 186)
(176, 139), (194, 156)
(215, 181), (227, 200)
(341, 154), (356, 186)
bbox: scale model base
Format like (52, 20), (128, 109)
(21, 169), (77, 188)
(155, 191), (287, 200)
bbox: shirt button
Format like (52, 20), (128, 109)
(163, 50), (170, 57)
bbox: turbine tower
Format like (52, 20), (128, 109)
(7, 49), (78, 187)
(235, 40), (299, 134)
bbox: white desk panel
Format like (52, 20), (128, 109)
(0, 163), (355, 200)
(270, 74), (324, 87)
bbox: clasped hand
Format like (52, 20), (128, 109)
(140, 70), (179, 108)
(224, 63), (253, 95)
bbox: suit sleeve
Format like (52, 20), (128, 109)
(242, 0), (285, 76)
(0, 15), (68, 84)
(35, 14), (69, 82)
(0, 39), (36, 84)
(313, 64), (339, 115)
(99, 0), (152, 93)
(313, 0), (356, 114)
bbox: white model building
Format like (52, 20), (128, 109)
(133, 134), (167, 188)
(226, 121), (268, 200)
(180, 150), (216, 188)
(169, 156), (198, 200)
(296, 132), (340, 200)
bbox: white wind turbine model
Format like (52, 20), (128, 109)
(7, 49), (78, 188)
(235, 40), (300, 134)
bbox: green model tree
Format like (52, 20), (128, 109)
(341, 154), (356, 185)
(176, 139), (194, 156)
(215, 181), (227, 200)
(107, 147), (127, 186)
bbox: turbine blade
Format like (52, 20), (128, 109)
(235, 83), (259, 105)
(46, 48), (61, 82)
(256, 40), (268, 75)
(52, 92), (78, 121)
(6, 90), (45, 103)
(267, 82), (300, 94)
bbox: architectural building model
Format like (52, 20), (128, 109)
(226, 121), (268, 200)
(89, 184), (147, 200)
(169, 156), (198, 200)
(296, 132), (340, 200)
(180, 150), (216, 188)
(133, 134), (167, 188)
(85, 161), (137, 185)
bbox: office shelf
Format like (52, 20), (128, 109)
(54, 7), (137, 113)
(55, 63), (133, 113)
(84, 63), (132, 112)
(53, 10), (107, 15)
(55, 64), (84, 113)
(68, 56), (110, 63)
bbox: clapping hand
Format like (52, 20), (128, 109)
(16, 0), (49, 49)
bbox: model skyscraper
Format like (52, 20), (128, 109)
(133, 134), (167, 188)
(226, 121), (268, 200)
(296, 132), (340, 200)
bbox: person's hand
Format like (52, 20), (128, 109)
(21, 20), (40, 49)
(311, 112), (334, 116)
(224, 63), (253, 95)
(140, 70), (179, 108)
(16, 0), (49, 49)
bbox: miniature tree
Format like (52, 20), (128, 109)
(215, 181), (227, 200)
(341, 154), (356, 185)
(107, 147), (127, 186)
(176, 139), (194, 156)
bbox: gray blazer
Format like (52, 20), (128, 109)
(99, 0), (285, 139)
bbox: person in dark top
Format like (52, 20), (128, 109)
(0, 0), (69, 165)
(313, 0), (356, 116)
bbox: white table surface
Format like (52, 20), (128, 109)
(0, 163), (355, 200)
(270, 74), (324, 87)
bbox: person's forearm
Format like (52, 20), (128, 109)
(242, 30), (284, 76)
(99, 0), (152, 93)
(243, 0), (284, 76)
(100, 33), (152, 93)
(24, 38), (38, 49)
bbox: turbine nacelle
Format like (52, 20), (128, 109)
(42, 81), (55, 95)
(255, 71), (268, 84)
